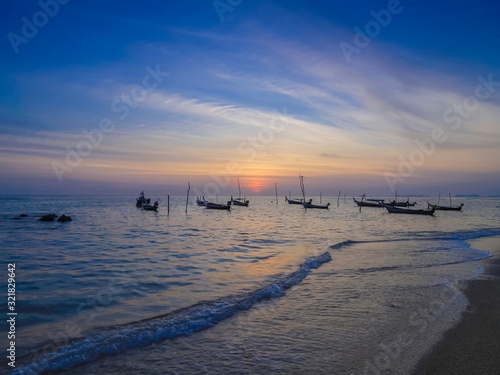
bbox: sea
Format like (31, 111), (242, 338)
(1, 195), (499, 375)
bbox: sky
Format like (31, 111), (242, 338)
(1, 0), (499, 196)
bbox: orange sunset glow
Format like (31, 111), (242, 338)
(1, 2), (499, 198)
(244, 178), (268, 193)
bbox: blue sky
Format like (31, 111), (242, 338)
(1, 0), (499, 196)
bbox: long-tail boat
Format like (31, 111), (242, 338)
(384, 204), (435, 215)
(353, 194), (384, 207)
(427, 193), (463, 211)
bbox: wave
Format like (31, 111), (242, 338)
(327, 235), (495, 278)
(329, 240), (360, 249)
(12, 251), (332, 375)
(448, 229), (500, 241)
(328, 230), (500, 250)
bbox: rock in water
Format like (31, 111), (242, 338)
(38, 214), (58, 222)
(13, 213), (29, 219)
(57, 215), (72, 222)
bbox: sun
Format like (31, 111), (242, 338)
(245, 179), (267, 193)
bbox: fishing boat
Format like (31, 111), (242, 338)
(388, 191), (417, 207)
(353, 195), (384, 207)
(302, 201), (330, 209)
(230, 196), (249, 206)
(286, 196), (308, 205)
(142, 201), (159, 211)
(388, 198), (417, 207)
(383, 204), (435, 215)
(296, 175), (330, 209)
(136, 191), (151, 207)
(427, 203), (463, 211)
(230, 179), (249, 206)
(196, 196), (207, 206)
(205, 202), (231, 210)
(427, 193), (463, 211)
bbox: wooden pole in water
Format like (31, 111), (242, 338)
(185, 182), (190, 214)
(275, 183), (278, 205)
(299, 175), (306, 202)
(337, 190), (341, 207)
(449, 192), (452, 207)
(167, 194), (170, 215)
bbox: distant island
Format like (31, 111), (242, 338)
(454, 194), (481, 197)
(397, 194), (429, 197)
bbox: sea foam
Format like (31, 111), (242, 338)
(13, 251), (332, 375)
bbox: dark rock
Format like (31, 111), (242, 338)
(13, 213), (29, 219)
(38, 214), (58, 222)
(57, 215), (72, 222)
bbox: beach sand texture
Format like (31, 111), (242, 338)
(413, 236), (500, 374)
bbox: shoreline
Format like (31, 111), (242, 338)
(412, 235), (500, 374)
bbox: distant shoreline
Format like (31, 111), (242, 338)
(1, 194), (500, 197)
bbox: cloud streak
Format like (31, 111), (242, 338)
(1, 2), (499, 195)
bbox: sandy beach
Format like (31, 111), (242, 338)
(413, 235), (500, 374)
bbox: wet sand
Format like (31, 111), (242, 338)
(412, 236), (500, 375)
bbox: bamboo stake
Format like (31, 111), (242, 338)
(337, 190), (341, 207)
(167, 194), (170, 215)
(185, 182), (190, 213)
(299, 175), (306, 202)
(275, 183), (278, 205)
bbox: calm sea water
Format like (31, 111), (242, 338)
(1, 195), (499, 374)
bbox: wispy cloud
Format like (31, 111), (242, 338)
(1, 2), (499, 194)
